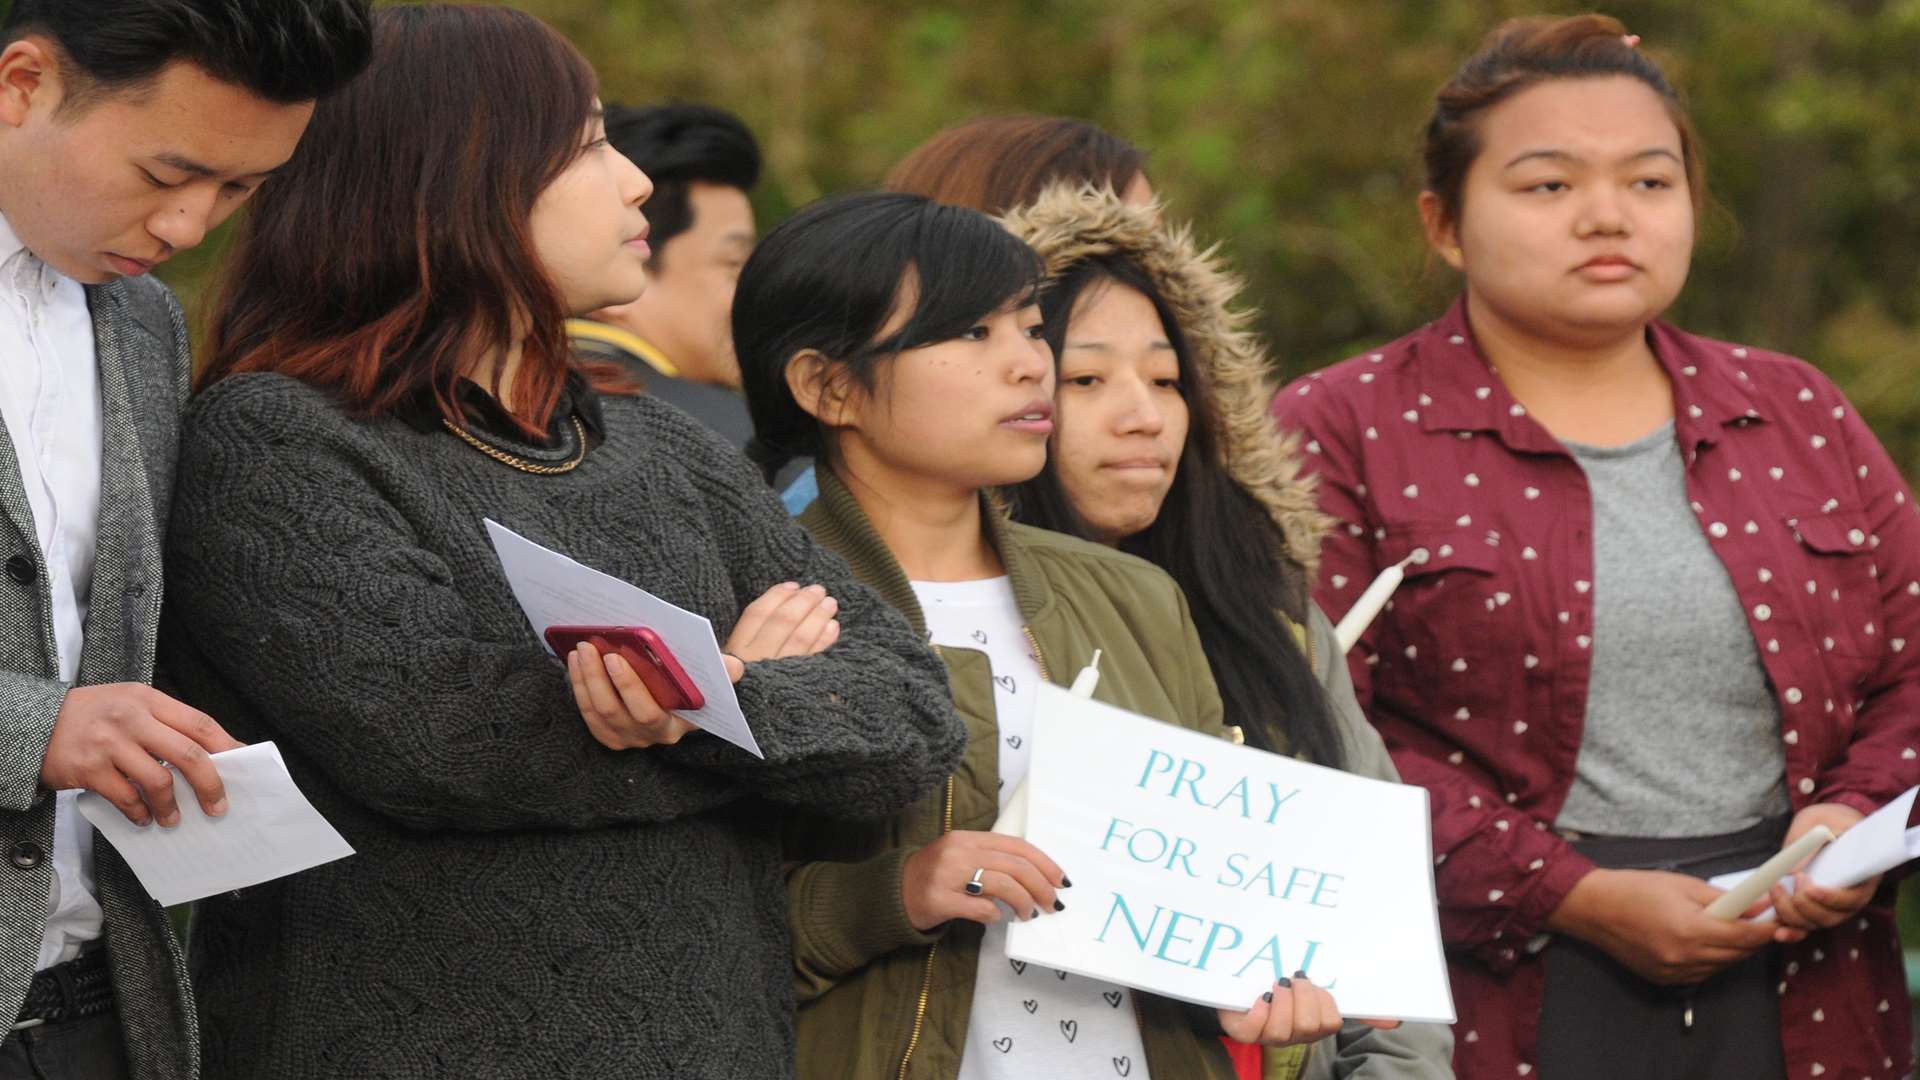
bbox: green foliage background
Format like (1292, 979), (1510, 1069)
(152, 0), (1920, 479)
(0, 0), (1886, 983)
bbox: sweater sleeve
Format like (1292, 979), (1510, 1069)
(164, 382), (953, 833)
(657, 409), (968, 819)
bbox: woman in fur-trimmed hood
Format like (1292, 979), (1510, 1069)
(999, 183), (1456, 1080)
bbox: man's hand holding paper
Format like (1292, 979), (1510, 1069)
(41, 681), (244, 827)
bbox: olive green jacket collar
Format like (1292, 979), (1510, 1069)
(798, 467), (1048, 638)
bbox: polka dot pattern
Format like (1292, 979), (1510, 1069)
(1273, 301), (1919, 1080)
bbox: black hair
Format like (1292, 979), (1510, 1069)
(733, 191), (1042, 484)
(2, 0), (373, 106)
(1009, 255), (1347, 768)
(603, 101), (761, 269)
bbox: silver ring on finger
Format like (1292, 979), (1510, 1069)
(965, 867), (986, 896)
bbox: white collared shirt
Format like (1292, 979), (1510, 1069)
(0, 212), (106, 969)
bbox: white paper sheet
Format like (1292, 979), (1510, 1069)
(483, 518), (763, 758)
(1005, 683), (1455, 1024)
(76, 742), (355, 906)
(1709, 785), (1920, 918)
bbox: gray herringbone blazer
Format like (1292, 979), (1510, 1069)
(0, 275), (197, 1079)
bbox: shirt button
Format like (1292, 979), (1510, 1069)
(9, 841), (45, 870)
(4, 555), (34, 586)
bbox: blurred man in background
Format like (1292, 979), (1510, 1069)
(569, 103), (777, 459)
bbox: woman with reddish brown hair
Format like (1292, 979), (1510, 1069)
(884, 114), (1155, 216)
(1276, 14), (1920, 1080)
(156, 5), (965, 1077)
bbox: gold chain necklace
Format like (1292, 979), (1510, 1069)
(441, 414), (588, 475)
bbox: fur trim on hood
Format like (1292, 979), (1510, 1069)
(998, 183), (1331, 578)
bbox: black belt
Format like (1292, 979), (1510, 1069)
(12, 948), (114, 1031)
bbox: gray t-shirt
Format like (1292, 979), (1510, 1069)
(1554, 422), (1792, 838)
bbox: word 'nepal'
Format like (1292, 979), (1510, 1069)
(1090, 749), (1340, 985)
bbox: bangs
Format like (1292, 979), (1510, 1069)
(867, 205), (1043, 356)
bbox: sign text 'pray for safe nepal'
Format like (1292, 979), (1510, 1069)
(1006, 684), (1456, 1024)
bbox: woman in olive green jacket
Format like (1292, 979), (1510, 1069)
(998, 184), (1455, 1080)
(735, 192), (1350, 1080)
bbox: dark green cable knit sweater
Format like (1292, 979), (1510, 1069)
(158, 372), (965, 1080)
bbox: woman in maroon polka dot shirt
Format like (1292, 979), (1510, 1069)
(1275, 15), (1919, 1080)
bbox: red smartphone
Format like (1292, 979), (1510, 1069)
(544, 625), (705, 712)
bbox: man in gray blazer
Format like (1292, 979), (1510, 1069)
(0, 2), (372, 1077)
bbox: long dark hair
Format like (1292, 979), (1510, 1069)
(1010, 256), (1345, 767)
(733, 192), (1042, 484)
(200, 4), (628, 437)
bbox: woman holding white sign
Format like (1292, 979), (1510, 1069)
(1275, 15), (1920, 1080)
(990, 183), (1456, 1080)
(738, 192), (1352, 1080)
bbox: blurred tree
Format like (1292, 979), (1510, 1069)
(152, 0), (1919, 476)
(3, 0), (1914, 1000)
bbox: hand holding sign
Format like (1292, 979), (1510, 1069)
(902, 831), (1068, 929)
(1218, 974), (1348, 1048)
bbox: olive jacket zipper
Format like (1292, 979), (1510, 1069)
(897, 632), (1051, 1079)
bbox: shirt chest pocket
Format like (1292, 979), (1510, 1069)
(1784, 510), (1884, 664)
(1374, 524), (1507, 704)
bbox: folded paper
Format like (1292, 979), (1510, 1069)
(78, 742), (354, 906)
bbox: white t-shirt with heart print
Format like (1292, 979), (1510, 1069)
(911, 577), (1152, 1080)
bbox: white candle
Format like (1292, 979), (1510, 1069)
(992, 650), (1104, 836)
(1334, 554), (1418, 653)
(1068, 649), (1104, 697)
(1704, 825), (1834, 919)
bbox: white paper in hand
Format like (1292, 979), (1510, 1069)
(1709, 785), (1920, 918)
(77, 742), (354, 906)
(483, 518), (763, 758)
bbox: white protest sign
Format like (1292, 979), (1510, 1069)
(1006, 683), (1455, 1023)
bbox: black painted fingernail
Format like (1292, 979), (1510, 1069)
(1053, 900), (1066, 912)
(1293, 970), (1309, 980)
(1276, 976), (1292, 989)
(1061, 876), (1073, 888)
(1031, 908), (1041, 920)
(1262, 991), (1274, 1003)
